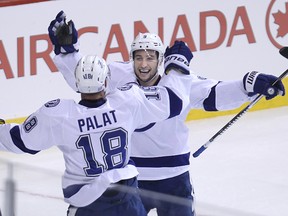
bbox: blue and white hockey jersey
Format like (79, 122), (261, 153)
(0, 78), (188, 207)
(53, 52), (251, 181)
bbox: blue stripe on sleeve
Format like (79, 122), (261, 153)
(203, 82), (220, 111)
(10, 126), (39, 155)
(165, 87), (183, 119)
(134, 123), (156, 132)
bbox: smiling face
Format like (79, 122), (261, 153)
(133, 49), (160, 86)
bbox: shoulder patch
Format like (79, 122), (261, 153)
(44, 99), (60, 108)
(118, 82), (138, 91)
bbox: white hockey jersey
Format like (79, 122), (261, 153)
(53, 52), (251, 181)
(0, 80), (188, 207)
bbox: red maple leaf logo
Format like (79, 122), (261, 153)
(273, 2), (288, 37)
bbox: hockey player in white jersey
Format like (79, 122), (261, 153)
(0, 55), (192, 216)
(48, 11), (285, 216)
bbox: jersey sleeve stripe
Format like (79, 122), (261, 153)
(203, 82), (219, 111)
(10, 126), (39, 154)
(165, 87), (183, 119)
(134, 123), (156, 132)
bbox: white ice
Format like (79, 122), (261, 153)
(0, 106), (287, 216)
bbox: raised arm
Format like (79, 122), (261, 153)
(48, 10), (82, 91)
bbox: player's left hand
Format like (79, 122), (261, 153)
(0, 119), (5, 125)
(164, 41), (193, 75)
(243, 71), (285, 100)
(48, 10), (79, 55)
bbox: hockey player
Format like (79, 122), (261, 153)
(48, 11), (285, 216)
(0, 54), (191, 216)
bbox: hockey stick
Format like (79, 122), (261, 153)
(193, 47), (288, 158)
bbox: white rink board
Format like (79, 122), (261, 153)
(0, 0), (288, 119)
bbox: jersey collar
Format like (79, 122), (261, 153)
(79, 98), (107, 108)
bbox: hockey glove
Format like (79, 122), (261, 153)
(0, 119), (5, 125)
(164, 41), (193, 75)
(243, 71), (285, 100)
(48, 10), (79, 55)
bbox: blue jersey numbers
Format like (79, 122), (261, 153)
(76, 127), (128, 177)
(142, 86), (161, 100)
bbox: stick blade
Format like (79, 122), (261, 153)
(279, 47), (288, 59)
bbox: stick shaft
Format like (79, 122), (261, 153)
(193, 68), (288, 158)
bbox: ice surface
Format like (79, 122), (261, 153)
(0, 106), (287, 216)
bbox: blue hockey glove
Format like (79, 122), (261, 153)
(164, 41), (193, 75)
(0, 119), (5, 124)
(243, 71), (285, 100)
(48, 10), (79, 55)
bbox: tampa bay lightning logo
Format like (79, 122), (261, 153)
(118, 82), (138, 91)
(44, 99), (60, 108)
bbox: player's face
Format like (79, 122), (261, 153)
(133, 50), (159, 86)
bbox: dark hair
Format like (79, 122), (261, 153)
(133, 50), (159, 60)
